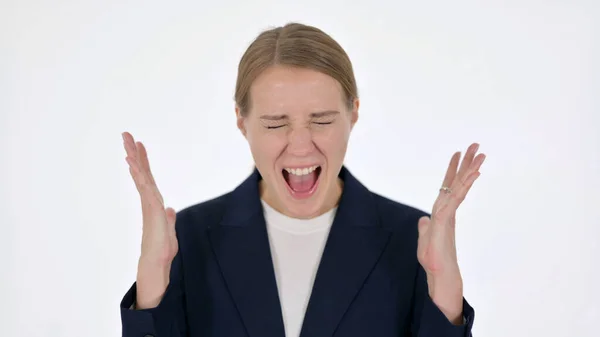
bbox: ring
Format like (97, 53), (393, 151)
(439, 186), (452, 194)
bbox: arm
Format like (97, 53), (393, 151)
(120, 249), (188, 337)
(120, 132), (187, 336)
(410, 263), (474, 337)
(412, 143), (485, 336)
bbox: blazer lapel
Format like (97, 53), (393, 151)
(208, 170), (286, 337)
(208, 167), (390, 337)
(299, 167), (392, 337)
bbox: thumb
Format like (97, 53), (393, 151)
(418, 215), (431, 237)
(165, 207), (177, 228)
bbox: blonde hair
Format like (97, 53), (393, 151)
(234, 22), (358, 116)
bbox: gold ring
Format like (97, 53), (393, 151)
(440, 186), (452, 194)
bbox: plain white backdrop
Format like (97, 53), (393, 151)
(2, 0), (599, 336)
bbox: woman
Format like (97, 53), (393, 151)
(120, 22), (485, 337)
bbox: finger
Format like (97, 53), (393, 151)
(449, 151), (485, 201)
(450, 153), (485, 199)
(123, 133), (162, 195)
(165, 207), (177, 228)
(136, 141), (158, 187)
(122, 132), (139, 160)
(126, 150), (164, 208)
(456, 143), (479, 183)
(417, 215), (430, 258)
(137, 141), (163, 204)
(432, 152), (460, 213)
(471, 153), (486, 173)
(441, 151), (461, 189)
(126, 155), (149, 195)
(418, 215), (431, 237)
(449, 170), (481, 209)
(461, 170), (481, 197)
(136, 141), (150, 177)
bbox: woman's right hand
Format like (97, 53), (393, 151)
(122, 131), (178, 309)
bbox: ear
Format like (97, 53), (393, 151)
(235, 105), (247, 137)
(350, 98), (359, 129)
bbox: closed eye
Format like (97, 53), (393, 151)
(265, 121), (332, 129)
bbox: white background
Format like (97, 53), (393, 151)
(2, 0), (599, 336)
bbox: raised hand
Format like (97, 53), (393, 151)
(122, 132), (178, 308)
(416, 143), (486, 323)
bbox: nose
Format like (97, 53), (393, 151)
(286, 126), (315, 157)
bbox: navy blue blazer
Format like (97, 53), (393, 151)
(120, 166), (474, 337)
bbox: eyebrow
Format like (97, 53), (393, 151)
(259, 110), (340, 120)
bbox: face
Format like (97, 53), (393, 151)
(236, 65), (359, 219)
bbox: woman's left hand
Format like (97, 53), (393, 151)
(417, 143), (486, 324)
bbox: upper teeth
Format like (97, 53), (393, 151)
(285, 165), (319, 176)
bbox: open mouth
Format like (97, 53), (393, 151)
(282, 165), (322, 198)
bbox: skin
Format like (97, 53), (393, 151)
(418, 144), (486, 324)
(122, 65), (486, 323)
(236, 65), (358, 219)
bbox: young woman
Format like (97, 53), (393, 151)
(120, 22), (485, 337)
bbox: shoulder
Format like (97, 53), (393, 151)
(174, 192), (232, 235)
(370, 192), (430, 234)
(369, 192), (428, 264)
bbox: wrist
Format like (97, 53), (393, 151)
(135, 258), (171, 309)
(138, 254), (172, 269)
(427, 273), (464, 324)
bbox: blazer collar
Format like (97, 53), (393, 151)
(219, 165), (379, 229)
(209, 165), (391, 337)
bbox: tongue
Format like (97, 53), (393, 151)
(287, 170), (318, 192)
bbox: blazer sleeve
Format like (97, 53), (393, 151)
(411, 264), (475, 337)
(120, 250), (187, 337)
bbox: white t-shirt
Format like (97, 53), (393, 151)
(261, 200), (337, 337)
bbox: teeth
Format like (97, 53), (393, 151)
(284, 165), (319, 176)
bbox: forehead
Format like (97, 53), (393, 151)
(249, 66), (345, 115)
